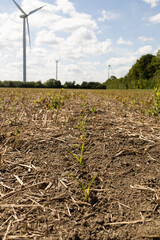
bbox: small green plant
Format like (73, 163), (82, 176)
(80, 94), (86, 108)
(67, 173), (97, 202)
(66, 134), (86, 166)
(13, 128), (21, 136)
(55, 89), (64, 122)
(150, 87), (160, 116)
(74, 108), (86, 133)
(66, 97), (88, 165)
(74, 95), (87, 134)
(34, 90), (64, 110)
(92, 106), (96, 113)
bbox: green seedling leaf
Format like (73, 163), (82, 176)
(67, 174), (98, 202)
(86, 174), (98, 198)
(67, 173), (86, 192)
(80, 141), (85, 166)
(66, 149), (80, 163)
(72, 144), (81, 149)
(80, 134), (86, 141)
(74, 126), (81, 129)
(66, 142), (85, 166)
(92, 107), (96, 113)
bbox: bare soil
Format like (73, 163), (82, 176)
(0, 89), (160, 240)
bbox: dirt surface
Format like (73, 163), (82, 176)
(0, 89), (160, 240)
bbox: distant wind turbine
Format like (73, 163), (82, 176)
(12, 0), (45, 83)
(56, 60), (60, 80)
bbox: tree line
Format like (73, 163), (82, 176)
(1, 53), (160, 89)
(106, 53), (160, 89)
(0, 79), (106, 89)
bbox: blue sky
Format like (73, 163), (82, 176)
(0, 0), (160, 84)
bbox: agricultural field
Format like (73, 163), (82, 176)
(0, 88), (160, 240)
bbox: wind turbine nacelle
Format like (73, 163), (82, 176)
(20, 15), (27, 18)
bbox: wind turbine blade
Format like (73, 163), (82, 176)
(12, 0), (27, 15)
(26, 18), (31, 50)
(28, 5), (46, 16)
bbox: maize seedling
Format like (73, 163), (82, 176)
(67, 173), (98, 202)
(66, 134), (86, 166)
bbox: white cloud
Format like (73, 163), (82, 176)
(66, 28), (112, 55)
(35, 26), (112, 61)
(149, 13), (160, 23)
(113, 66), (130, 78)
(98, 10), (119, 22)
(28, 48), (48, 64)
(65, 64), (82, 74)
(136, 45), (153, 55)
(0, 12), (22, 50)
(142, 0), (160, 7)
(66, 27), (96, 48)
(48, 14), (97, 33)
(106, 56), (136, 66)
(35, 30), (64, 46)
(55, 0), (76, 15)
(138, 36), (154, 42)
(117, 37), (132, 45)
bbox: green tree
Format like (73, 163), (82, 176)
(156, 49), (160, 58)
(63, 81), (76, 88)
(44, 79), (62, 88)
(126, 54), (160, 88)
(35, 81), (44, 88)
(150, 69), (160, 88)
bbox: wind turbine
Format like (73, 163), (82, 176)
(12, 0), (45, 83)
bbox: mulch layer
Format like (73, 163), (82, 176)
(0, 89), (160, 240)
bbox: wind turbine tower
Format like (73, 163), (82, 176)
(12, 0), (45, 83)
(56, 60), (60, 81)
(108, 65), (111, 79)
